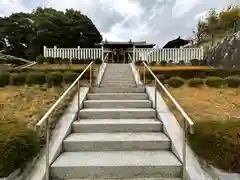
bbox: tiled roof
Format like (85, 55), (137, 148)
(99, 41), (154, 46)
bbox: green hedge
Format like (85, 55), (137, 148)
(166, 77), (185, 88)
(156, 76), (240, 88)
(224, 76), (240, 88)
(205, 77), (225, 88)
(141, 68), (240, 80)
(0, 72), (83, 87)
(0, 118), (40, 177)
(36, 56), (102, 65)
(188, 78), (204, 87)
(0, 73), (10, 87)
(189, 121), (240, 173)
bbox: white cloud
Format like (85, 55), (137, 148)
(0, 0), (30, 16)
(0, 0), (240, 46)
(172, 0), (202, 18)
(195, 11), (208, 21)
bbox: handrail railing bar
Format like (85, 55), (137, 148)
(36, 61), (95, 180)
(142, 62), (194, 126)
(142, 61), (194, 180)
(36, 61), (94, 128)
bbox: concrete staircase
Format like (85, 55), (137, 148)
(51, 64), (182, 180)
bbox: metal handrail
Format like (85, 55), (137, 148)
(36, 61), (94, 180)
(141, 61), (194, 180)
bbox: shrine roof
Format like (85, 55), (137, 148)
(96, 41), (155, 48)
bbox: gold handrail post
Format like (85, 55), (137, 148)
(143, 65), (146, 84)
(77, 79), (80, 121)
(45, 118), (50, 180)
(90, 64), (92, 87)
(154, 78), (157, 109)
(182, 116), (187, 180)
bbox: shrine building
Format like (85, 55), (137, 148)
(96, 40), (155, 63)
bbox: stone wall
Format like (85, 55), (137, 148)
(206, 31), (240, 69)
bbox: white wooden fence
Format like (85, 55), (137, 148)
(43, 46), (103, 60)
(43, 46), (204, 63)
(133, 47), (204, 63)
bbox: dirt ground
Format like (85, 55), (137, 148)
(163, 86), (240, 122)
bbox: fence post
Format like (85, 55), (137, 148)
(54, 46), (57, 58)
(101, 45), (104, 62)
(199, 47), (203, 60)
(133, 46), (135, 62)
(77, 46), (80, 59)
(43, 46), (46, 57)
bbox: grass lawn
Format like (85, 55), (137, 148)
(163, 86), (240, 173)
(164, 86), (240, 122)
(0, 64), (10, 70)
(0, 86), (66, 127)
(30, 63), (99, 70)
(0, 85), (79, 177)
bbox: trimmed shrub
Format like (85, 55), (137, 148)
(190, 59), (199, 66)
(45, 57), (55, 64)
(10, 73), (26, 85)
(157, 74), (167, 83)
(179, 60), (185, 65)
(224, 76), (240, 88)
(0, 118), (40, 177)
(46, 72), (63, 86)
(94, 58), (102, 64)
(36, 56), (45, 64)
(63, 72), (78, 84)
(199, 59), (208, 66)
(54, 57), (62, 64)
(160, 60), (167, 66)
(205, 77), (225, 88)
(71, 58), (80, 64)
(0, 72), (10, 87)
(26, 72), (46, 85)
(188, 78), (204, 87)
(167, 77), (185, 88)
(149, 61), (157, 65)
(189, 121), (240, 173)
(135, 60), (143, 66)
(61, 58), (70, 64)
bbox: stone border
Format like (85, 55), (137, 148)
(130, 63), (214, 180)
(146, 86), (215, 180)
(130, 63), (142, 85)
(96, 63), (107, 85)
(24, 87), (89, 180)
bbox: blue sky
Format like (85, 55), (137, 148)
(0, 0), (239, 46)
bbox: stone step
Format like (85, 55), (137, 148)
(51, 151), (182, 179)
(63, 132), (170, 151)
(83, 100), (152, 108)
(87, 93), (148, 100)
(55, 178), (182, 180)
(101, 81), (136, 84)
(101, 79), (135, 82)
(99, 84), (137, 88)
(72, 119), (163, 133)
(79, 108), (156, 119)
(102, 78), (135, 82)
(90, 87), (145, 93)
(102, 76), (134, 80)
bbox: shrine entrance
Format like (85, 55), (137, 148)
(112, 48), (125, 63)
(97, 40), (155, 63)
